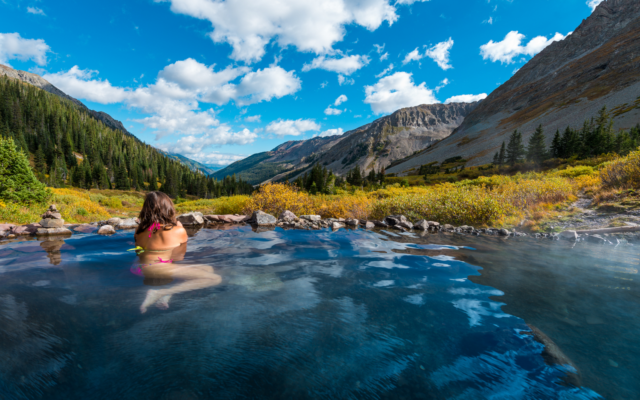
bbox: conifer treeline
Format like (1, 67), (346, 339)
(493, 107), (640, 167)
(0, 76), (253, 199)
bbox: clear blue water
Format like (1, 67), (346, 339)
(0, 226), (636, 399)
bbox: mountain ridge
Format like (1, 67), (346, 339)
(214, 102), (478, 184)
(388, 0), (640, 175)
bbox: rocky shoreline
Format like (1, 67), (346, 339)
(2, 205), (640, 245)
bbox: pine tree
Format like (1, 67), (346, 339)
(506, 130), (525, 166)
(498, 142), (506, 166)
(34, 146), (47, 175)
(550, 130), (562, 158)
(526, 125), (549, 164)
(0, 137), (51, 204)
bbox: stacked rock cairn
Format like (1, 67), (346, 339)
(37, 205), (72, 236)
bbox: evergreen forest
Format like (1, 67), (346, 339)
(0, 76), (253, 199)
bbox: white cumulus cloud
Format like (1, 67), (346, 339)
(156, 0), (409, 63)
(364, 72), (438, 114)
(303, 54), (370, 75)
(375, 63), (394, 78)
(45, 59), (300, 139)
(0, 32), (50, 66)
(266, 119), (321, 137)
(402, 38), (453, 70)
(316, 128), (344, 137)
(244, 115), (261, 122)
(27, 7), (46, 15)
(445, 93), (487, 104)
(587, 0), (604, 11)
(324, 106), (343, 115)
(480, 31), (567, 64)
(334, 94), (348, 106)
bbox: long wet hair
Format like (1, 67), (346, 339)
(136, 191), (177, 235)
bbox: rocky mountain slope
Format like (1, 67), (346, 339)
(389, 0), (640, 175)
(214, 102), (478, 184)
(0, 64), (214, 174)
(0, 64), (139, 139)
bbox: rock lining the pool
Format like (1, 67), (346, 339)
(37, 205), (72, 237)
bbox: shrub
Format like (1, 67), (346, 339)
(551, 165), (595, 178)
(0, 137), (51, 204)
(51, 188), (111, 223)
(243, 183), (314, 216)
(600, 149), (640, 189)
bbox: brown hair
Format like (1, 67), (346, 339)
(136, 191), (178, 235)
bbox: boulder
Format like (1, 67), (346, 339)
(36, 227), (72, 236)
(558, 230), (578, 241)
(300, 215), (322, 222)
(332, 222), (345, 230)
(0, 223), (16, 237)
(384, 215), (408, 226)
(428, 221), (440, 227)
(443, 224), (454, 231)
(364, 221), (375, 229)
(106, 217), (122, 226)
(499, 228), (511, 236)
(39, 218), (64, 228)
(98, 225), (116, 235)
(345, 218), (359, 226)
(585, 234), (608, 244)
(279, 210), (297, 221)
(73, 224), (98, 234)
(413, 220), (430, 231)
(373, 220), (388, 228)
(251, 210), (277, 226)
(397, 221), (413, 230)
(12, 224), (41, 235)
(177, 212), (205, 226)
(116, 218), (139, 230)
(460, 225), (475, 232)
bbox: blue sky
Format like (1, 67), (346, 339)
(0, 0), (601, 165)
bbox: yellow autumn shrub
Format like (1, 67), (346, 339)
(177, 195), (250, 215)
(600, 149), (640, 189)
(243, 183), (315, 217)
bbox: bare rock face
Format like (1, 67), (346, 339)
(251, 211), (277, 226)
(389, 0), (640, 172)
(98, 225), (116, 235)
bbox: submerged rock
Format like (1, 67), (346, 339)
(558, 230), (578, 241)
(251, 211), (277, 226)
(526, 324), (581, 387)
(98, 225), (116, 235)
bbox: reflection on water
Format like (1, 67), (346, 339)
(0, 227), (633, 399)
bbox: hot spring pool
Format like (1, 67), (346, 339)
(0, 226), (638, 399)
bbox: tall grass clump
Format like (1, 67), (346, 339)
(177, 196), (250, 215)
(600, 149), (640, 189)
(51, 189), (111, 223)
